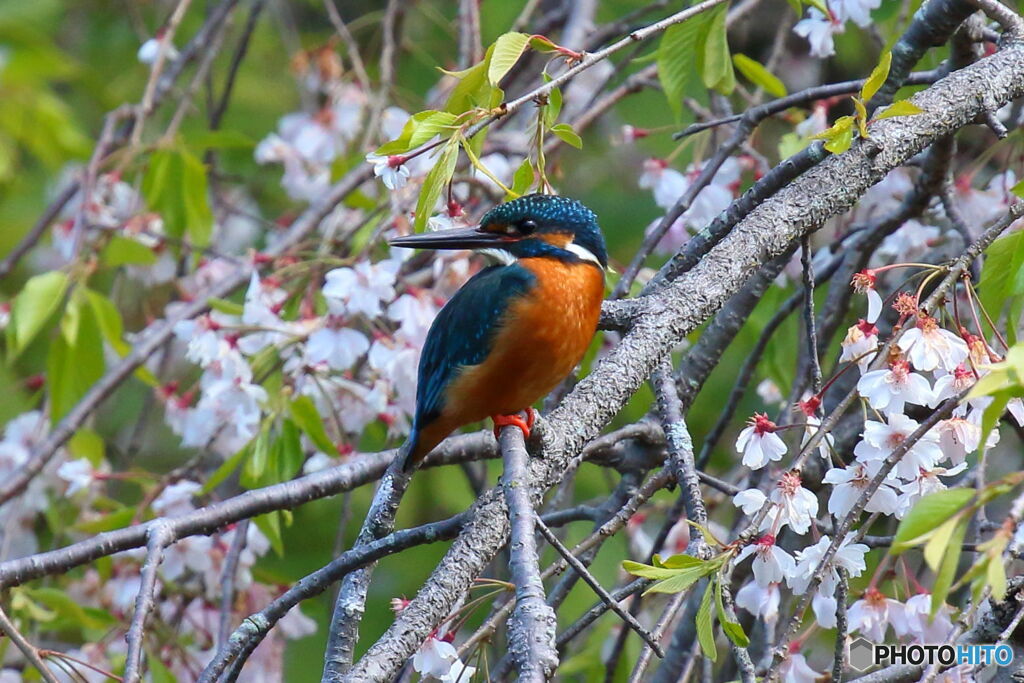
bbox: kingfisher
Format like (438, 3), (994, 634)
(389, 194), (607, 470)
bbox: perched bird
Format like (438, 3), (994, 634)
(390, 194), (607, 470)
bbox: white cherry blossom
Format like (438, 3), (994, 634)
(793, 9), (843, 58)
(736, 413), (788, 470)
(854, 413), (945, 479)
(840, 319), (879, 371)
(770, 471), (819, 535)
(366, 153), (412, 191)
(780, 651), (824, 683)
(857, 358), (933, 415)
(898, 315), (969, 372)
(736, 581), (781, 623)
(323, 259), (400, 318)
(896, 463), (967, 517)
(851, 270), (883, 323)
(736, 534), (797, 587)
(305, 320), (370, 371)
(824, 462), (900, 518)
(848, 588), (905, 642)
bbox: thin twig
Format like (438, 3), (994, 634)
(534, 513), (663, 657)
(123, 522), (174, 683)
(0, 604), (58, 683)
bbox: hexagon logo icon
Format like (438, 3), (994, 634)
(849, 637), (876, 672)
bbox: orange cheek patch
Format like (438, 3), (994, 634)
(539, 233), (573, 248)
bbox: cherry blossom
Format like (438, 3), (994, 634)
(793, 10), (843, 58)
(824, 462), (900, 518)
(412, 635), (477, 681)
(305, 319), (370, 371)
(931, 363), (977, 406)
(735, 413), (788, 469)
(769, 471), (819, 535)
(735, 581), (781, 622)
(366, 153), (412, 191)
(840, 319), (879, 371)
(137, 33), (179, 65)
(848, 587), (905, 641)
(854, 413), (945, 479)
(779, 650), (824, 683)
(895, 593), (955, 643)
(736, 534), (797, 587)
(856, 357), (933, 415)
(323, 259), (401, 318)
(851, 270), (883, 323)
(896, 463), (968, 517)
(897, 315), (969, 372)
(56, 458), (97, 496)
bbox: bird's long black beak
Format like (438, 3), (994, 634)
(389, 227), (515, 251)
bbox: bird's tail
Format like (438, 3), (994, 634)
(399, 421), (446, 471)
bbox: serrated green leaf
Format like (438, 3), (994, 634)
(701, 4), (734, 95)
(655, 554), (707, 569)
(732, 54), (787, 97)
(8, 270), (68, 357)
(658, 15), (706, 119)
(893, 488), (975, 552)
(445, 45), (497, 114)
(812, 115), (854, 154)
(489, 32), (531, 86)
(47, 295), (104, 420)
(414, 137), (460, 232)
(697, 582), (717, 661)
(289, 395), (336, 455)
(875, 99), (924, 120)
(375, 110), (459, 155)
(860, 51), (892, 103)
(645, 564), (715, 594)
(550, 122), (582, 149)
(923, 515), (960, 571)
(978, 233), (1024, 325)
(623, 560), (680, 580)
(931, 516), (968, 616)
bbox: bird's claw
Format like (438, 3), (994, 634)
(492, 408), (535, 441)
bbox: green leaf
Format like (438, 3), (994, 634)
(24, 587), (115, 632)
(186, 129), (255, 150)
(445, 45), (500, 114)
(254, 510), (284, 556)
(289, 395), (336, 455)
(414, 137), (460, 232)
(100, 236), (157, 267)
(142, 147), (214, 248)
(803, 0), (830, 15)
(701, 4), (734, 95)
(75, 505), (136, 533)
(860, 51), (892, 102)
(645, 564), (715, 594)
(544, 86), (563, 128)
(923, 515), (960, 571)
(812, 115), (854, 154)
(201, 442), (251, 494)
(697, 581), (717, 662)
(875, 99), (924, 120)
(550, 122), (582, 149)
(892, 488), (976, 551)
(85, 289), (158, 387)
(1012, 177), (1024, 199)
(277, 419), (304, 481)
(622, 560), (680, 580)
(978, 232), (1024, 324)
(658, 15), (706, 119)
(47, 294), (104, 420)
(931, 516), (968, 616)
(375, 110), (459, 155)
(510, 158), (534, 196)
(8, 270), (68, 357)
(715, 576), (750, 646)
(732, 54), (787, 97)
(655, 554), (708, 569)
(853, 97), (869, 138)
(69, 428), (104, 467)
(987, 552), (1008, 600)
(488, 32), (531, 86)
(208, 297), (245, 316)
(241, 429), (270, 488)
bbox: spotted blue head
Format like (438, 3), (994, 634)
(390, 194), (608, 268)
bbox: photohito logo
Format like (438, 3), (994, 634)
(847, 638), (1014, 672)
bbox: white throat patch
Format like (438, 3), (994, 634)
(479, 248), (517, 265)
(564, 241), (602, 266)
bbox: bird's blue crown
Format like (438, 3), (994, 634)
(480, 194), (608, 268)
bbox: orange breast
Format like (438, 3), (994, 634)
(441, 258), (605, 425)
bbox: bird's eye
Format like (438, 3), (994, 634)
(519, 219), (537, 235)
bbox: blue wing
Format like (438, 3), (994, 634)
(403, 263), (535, 466)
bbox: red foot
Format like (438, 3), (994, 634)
(493, 408), (536, 440)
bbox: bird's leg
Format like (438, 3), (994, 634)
(492, 410), (533, 440)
